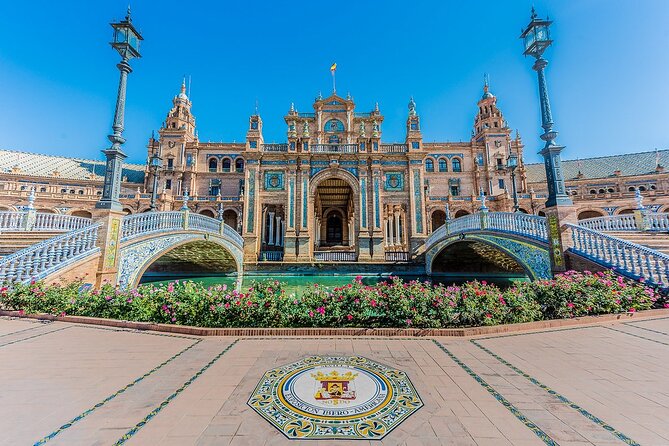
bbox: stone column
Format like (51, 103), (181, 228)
(394, 208), (401, 245)
(268, 211), (275, 245)
(91, 208), (126, 287)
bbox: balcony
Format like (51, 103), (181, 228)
(311, 144), (358, 154)
(314, 251), (357, 262)
(385, 251), (409, 262)
(259, 251), (284, 261)
(262, 143), (288, 152)
(380, 144), (408, 153)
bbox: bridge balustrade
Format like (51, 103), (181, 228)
(568, 223), (669, 288)
(120, 211), (243, 248)
(0, 211), (91, 232)
(0, 223), (101, 284)
(314, 251), (357, 262)
(578, 213), (669, 232)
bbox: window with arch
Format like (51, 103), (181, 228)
(638, 185), (646, 192)
(39, 187), (47, 193)
(425, 158), (434, 172)
(628, 186), (635, 192)
(208, 158), (218, 172)
(324, 119), (345, 133)
(438, 158), (448, 172)
(235, 158), (244, 173)
(590, 189), (597, 194)
(452, 158), (462, 172)
(222, 158), (232, 172)
(328, 134), (340, 143)
(598, 189), (606, 194)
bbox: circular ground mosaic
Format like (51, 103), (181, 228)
(247, 355), (423, 440)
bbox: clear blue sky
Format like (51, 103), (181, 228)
(1, 0), (668, 164)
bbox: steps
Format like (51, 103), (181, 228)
(0, 231), (64, 257)
(607, 231), (669, 255)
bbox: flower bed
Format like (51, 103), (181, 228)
(0, 271), (665, 329)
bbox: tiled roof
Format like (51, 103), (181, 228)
(0, 149), (145, 183)
(525, 149), (669, 183)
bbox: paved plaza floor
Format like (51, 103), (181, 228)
(1, 315), (669, 445)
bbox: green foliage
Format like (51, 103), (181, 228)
(0, 270), (662, 329)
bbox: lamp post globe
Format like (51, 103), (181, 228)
(520, 8), (572, 208)
(96, 7), (144, 211)
(149, 151), (162, 211)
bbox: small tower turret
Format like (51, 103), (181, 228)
(406, 96), (422, 151)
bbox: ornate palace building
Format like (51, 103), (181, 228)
(0, 81), (667, 263)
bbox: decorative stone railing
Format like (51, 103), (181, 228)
(380, 144), (408, 153)
(0, 223), (101, 284)
(425, 212), (548, 250)
(0, 211), (92, 232)
(262, 143), (289, 152)
(259, 251), (284, 261)
(579, 213), (669, 232)
(567, 223), (669, 288)
(314, 251), (358, 262)
(120, 211), (243, 248)
(311, 144), (359, 154)
(385, 251), (409, 262)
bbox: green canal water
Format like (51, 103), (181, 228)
(141, 274), (528, 296)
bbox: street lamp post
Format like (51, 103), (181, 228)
(149, 152), (162, 211)
(507, 153), (520, 212)
(520, 8), (571, 208)
(96, 8), (143, 211)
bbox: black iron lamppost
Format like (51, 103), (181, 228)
(96, 7), (143, 211)
(507, 153), (520, 212)
(520, 8), (572, 208)
(149, 152), (162, 211)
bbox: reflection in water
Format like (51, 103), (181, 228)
(141, 274), (527, 296)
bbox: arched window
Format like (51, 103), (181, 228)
(208, 158), (218, 172)
(222, 158), (232, 172)
(590, 190), (596, 194)
(638, 186), (646, 191)
(452, 158), (462, 172)
(328, 134), (340, 143)
(324, 119), (345, 133)
(425, 158), (434, 172)
(235, 158), (244, 173)
(438, 158), (448, 172)
(598, 189), (605, 194)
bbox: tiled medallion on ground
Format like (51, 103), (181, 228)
(248, 355), (423, 440)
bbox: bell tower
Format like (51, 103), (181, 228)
(405, 97), (422, 151)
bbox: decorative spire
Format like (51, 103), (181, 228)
(125, 4), (132, 22)
(27, 187), (35, 210)
(478, 188), (489, 212)
(346, 92), (351, 100)
(177, 77), (188, 100)
(374, 102), (380, 113)
(408, 96), (417, 116)
(530, 6), (538, 20)
(289, 102), (295, 113)
(481, 74), (494, 100)
(254, 99), (259, 115)
(634, 187), (645, 210)
(181, 189), (190, 211)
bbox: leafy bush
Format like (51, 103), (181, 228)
(0, 271), (663, 329)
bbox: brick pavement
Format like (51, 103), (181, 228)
(1, 315), (668, 445)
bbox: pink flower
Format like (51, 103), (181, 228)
(18, 310), (25, 316)
(171, 317), (176, 322)
(308, 311), (314, 317)
(370, 299), (377, 307)
(355, 275), (362, 282)
(628, 308), (636, 313)
(167, 283), (174, 292)
(406, 319), (412, 326)
(224, 302), (230, 309)
(664, 303), (669, 309)
(485, 313), (492, 318)
(316, 306), (325, 315)
(567, 302), (575, 309)
(347, 314), (353, 321)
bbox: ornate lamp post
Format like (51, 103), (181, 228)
(96, 8), (143, 211)
(149, 152), (162, 211)
(520, 8), (571, 208)
(507, 153), (520, 212)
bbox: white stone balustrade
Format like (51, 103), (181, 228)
(380, 144), (408, 153)
(314, 251), (358, 262)
(578, 213), (669, 232)
(0, 211), (91, 232)
(121, 211), (243, 248)
(568, 223), (669, 288)
(311, 144), (359, 154)
(0, 223), (101, 284)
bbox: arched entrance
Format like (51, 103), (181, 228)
(578, 209), (605, 220)
(314, 178), (355, 249)
(199, 209), (215, 218)
(431, 210), (446, 232)
(222, 209), (238, 231)
(431, 240), (528, 277)
(454, 209), (470, 218)
(71, 210), (92, 218)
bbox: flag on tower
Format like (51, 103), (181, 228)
(330, 62), (337, 71)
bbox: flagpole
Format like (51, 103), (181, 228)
(331, 69), (336, 94)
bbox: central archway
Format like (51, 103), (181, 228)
(309, 169), (360, 257)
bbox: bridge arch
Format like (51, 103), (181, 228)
(117, 231), (243, 290)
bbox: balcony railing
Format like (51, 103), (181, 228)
(0, 211), (92, 232)
(262, 143), (289, 152)
(380, 144), (408, 153)
(314, 251), (357, 262)
(385, 251), (409, 262)
(578, 213), (669, 232)
(311, 144), (359, 154)
(259, 251), (284, 261)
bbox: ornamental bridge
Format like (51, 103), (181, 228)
(0, 209), (667, 290)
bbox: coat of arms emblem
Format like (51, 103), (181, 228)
(312, 370), (357, 403)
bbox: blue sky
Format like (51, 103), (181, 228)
(1, 0), (668, 164)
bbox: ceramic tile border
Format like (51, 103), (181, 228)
(1, 308), (668, 338)
(623, 316), (669, 337)
(603, 326), (669, 346)
(0, 326), (69, 348)
(431, 339), (558, 445)
(0, 323), (50, 339)
(113, 339), (240, 445)
(471, 331), (640, 445)
(30, 325), (201, 445)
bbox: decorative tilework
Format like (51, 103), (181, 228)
(247, 169), (255, 232)
(373, 178), (380, 228)
(604, 326), (669, 346)
(261, 160), (289, 166)
(361, 178), (367, 229)
(289, 178), (295, 228)
(413, 170), (423, 233)
(431, 340), (558, 446)
(384, 172), (404, 191)
(471, 329), (641, 445)
(114, 340), (239, 445)
(0, 326), (69, 348)
(380, 161), (408, 166)
(247, 355), (423, 440)
(311, 167), (325, 177)
(264, 171), (285, 191)
(302, 177), (308, 229)
(427, 153), (464, 160)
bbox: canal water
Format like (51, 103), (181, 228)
(141, 274), (527, 296)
